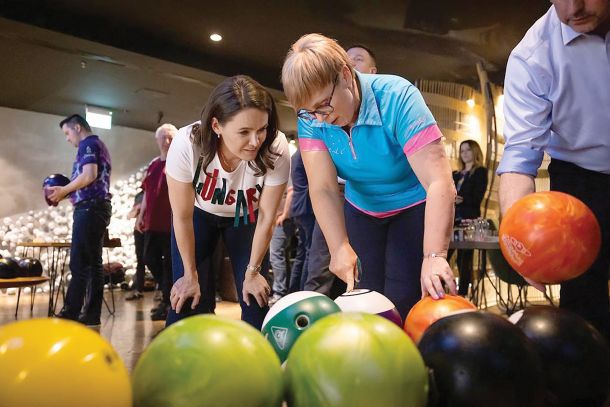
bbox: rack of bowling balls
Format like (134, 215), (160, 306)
(0, 255), (44, 279)
(0, 289), (607, 407)
(0, 191), (608, 406)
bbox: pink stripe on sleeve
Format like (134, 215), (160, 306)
(299, 138), (328, 152)
(402, 124), (443, 156)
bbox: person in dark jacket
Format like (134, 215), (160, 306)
(452, 140), (488, 296)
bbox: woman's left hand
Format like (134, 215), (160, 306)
(420, 257), (457, 299)
(242, 272), (271, 308)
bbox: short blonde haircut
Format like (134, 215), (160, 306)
(281, 33), (353, 109)
(155, 123), (177, 139)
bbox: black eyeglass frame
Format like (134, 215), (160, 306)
(297, 73), (339, 120)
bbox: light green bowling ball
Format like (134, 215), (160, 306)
(132, 315), (283, 407)
(285, 312), (428, 407)
(262, 291), (341, 362)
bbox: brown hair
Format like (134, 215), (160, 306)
(458, 139), (484, 172)
(192, 75), (279, 177)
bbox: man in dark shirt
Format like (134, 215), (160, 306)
(47, 114), (112, 326)
(135, 123), (176, 320)
(288, 149), (315, 291)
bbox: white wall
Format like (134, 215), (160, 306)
(0, 106), (160, 218)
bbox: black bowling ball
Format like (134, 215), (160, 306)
(17, 258), (44, 277)
(418, 311), (545, 407)
(0, 257), (20, 279)
(512, 306), (610, 407)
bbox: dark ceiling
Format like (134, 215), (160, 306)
(0, 0), (550, 131)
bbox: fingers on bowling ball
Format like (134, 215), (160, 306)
(42, 174), (70, 206)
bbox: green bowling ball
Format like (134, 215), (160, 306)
(285, 312), (428, 407)
(262, 291), (341, 363)
(132, 315), (283, 407)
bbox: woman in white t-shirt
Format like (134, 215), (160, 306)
(165, 75), (290, 328)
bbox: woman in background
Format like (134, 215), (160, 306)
(453, 139), (488, 296)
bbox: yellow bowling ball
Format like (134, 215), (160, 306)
(0, 318), (131, 407)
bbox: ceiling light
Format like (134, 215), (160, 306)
(86, 105), (112, 130)
(466, 99), (475, 108)
(210, 33), (222, 42)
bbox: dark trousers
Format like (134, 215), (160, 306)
(345, 201), (425, 319)
(63, 200), (111, 320)
(549, 158), (610, 341)
(167, 207), (269, 329)
(288, 214), (315, 292)
(133, 229), (146, 292)
(143, 231), (171, 304)
(304, 220), (346, 299)
(447, 248), (474, 296)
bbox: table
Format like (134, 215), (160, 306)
(17, 239), (122, 316)
(450, 238), (500, 309)
(17, 242), (71, 316)
(0, 276), (50, 318)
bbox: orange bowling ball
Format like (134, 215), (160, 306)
(499, 191), (601, 284)
(404, 295), (476, 343)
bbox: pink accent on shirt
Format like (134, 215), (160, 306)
(346, 198), (427, 219)
(299, 138), (328, 152)
(403, 124), (443, 156)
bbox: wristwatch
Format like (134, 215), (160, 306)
(246, 264), (262, 275)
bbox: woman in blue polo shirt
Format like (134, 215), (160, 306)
(281, 34), (457, 318)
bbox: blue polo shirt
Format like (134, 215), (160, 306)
(298, 72), (442, 216)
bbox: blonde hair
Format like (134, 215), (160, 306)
(281, 33), (353, 109)
(155, 123), (177, 139)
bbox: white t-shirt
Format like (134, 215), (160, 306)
(166, 121), (291, 223)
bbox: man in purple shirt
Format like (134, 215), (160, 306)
(47, 114), (112, 326)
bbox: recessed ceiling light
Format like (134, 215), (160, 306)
(210, 33), (222, 42)
(466, 99), (475, 108)
(86, 106), (112, 129)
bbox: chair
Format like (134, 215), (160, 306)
(485, 219), (557, 314)
(486, 248), (529, 315)
(102, 237), (122, 315)
(482, 219), (528, 314)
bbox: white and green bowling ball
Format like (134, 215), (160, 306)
(335, 289), (403, 327)
(262, 291), (341, 363)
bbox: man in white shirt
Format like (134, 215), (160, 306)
(499, 0), (610, 341)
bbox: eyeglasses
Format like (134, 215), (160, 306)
(297, 73), (339, 120)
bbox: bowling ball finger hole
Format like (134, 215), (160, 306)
(104, 351), (115, 366)
(295, 315), (310, 330)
